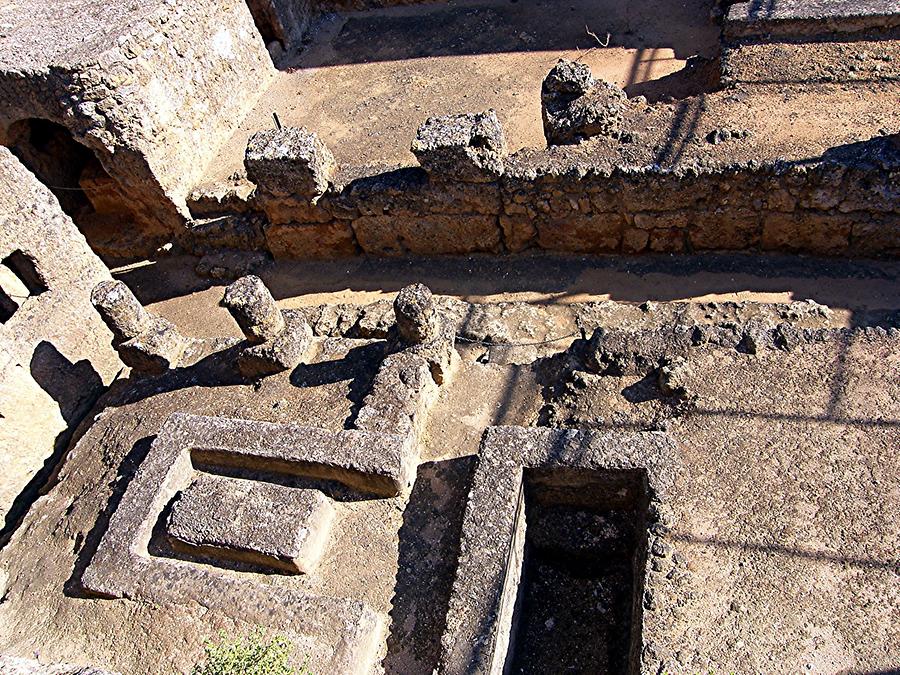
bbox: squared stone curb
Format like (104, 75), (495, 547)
(437, 425), (682, 675)
(79, 412), (425, 674)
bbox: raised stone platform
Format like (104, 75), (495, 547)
(724, 0), (900, 39)
(721, 0), (900, 84)
(79, 412), (426, 673)
(167, 475), (335, 574)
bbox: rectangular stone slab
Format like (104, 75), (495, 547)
(167, 474), (335, 574)
(164, 412), (417, 497)
(725, 0), (900, 38)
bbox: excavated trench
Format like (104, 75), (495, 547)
(502, 468), (650, 674)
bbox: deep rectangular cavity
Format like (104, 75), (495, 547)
(500, 468), (650, 675)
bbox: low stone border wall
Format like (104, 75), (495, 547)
(188, 118), (900, 260)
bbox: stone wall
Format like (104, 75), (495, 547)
(0, 0), (275, 253)
(188, 125), (900, 260)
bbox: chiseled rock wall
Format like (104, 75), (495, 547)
(0, 0), (275, 251)
(0, 147), (121, 525)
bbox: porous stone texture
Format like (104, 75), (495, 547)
(354, 352), (439, 440)
(221, 275), (286, 343)
(721, 0), (900, 85)
(0, 148), (120, 524)
(721, 37), (900, 85)
(80, 412), (387, 675)
(411, 110), (507, 183)
(438, 426), (681, 675)
(246, 127), (337, 206)
(90, 280), (152, 344)
(91, 280), (186, 375)
(187, 214), (268, 256)
(195, 250), (272, 281)
(160, 413), (418, 497)
(233, 115), (899, 259)
(394, 283), (438, 344)
(0, 656), (118, 675)
(0, 0), (275, 251)
(353, 284), (457, 436)
(724, 0), (900, 39)
(167, 474), (335, 574)
(115, 316), (187, 375)
(237, 310), (314, 378)
(542, 60), (627, 145)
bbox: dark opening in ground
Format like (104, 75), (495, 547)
(504, 468), (649, 674)
(4, 118), (137, 256)
(0, 250), (47, 323)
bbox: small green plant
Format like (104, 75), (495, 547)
(191, 628), (309, 675)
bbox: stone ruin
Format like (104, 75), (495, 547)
(0, 0), (898, 673)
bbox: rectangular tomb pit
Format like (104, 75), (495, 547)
(167, 474), (335, 575)
(438, 426), (681, 675)
(502, 467), (649, 674)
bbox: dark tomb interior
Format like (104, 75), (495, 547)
(504, 468), (650, 674)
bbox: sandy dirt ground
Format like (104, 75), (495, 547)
(201, 0), (721, 182)
(198, 0), (899, 188)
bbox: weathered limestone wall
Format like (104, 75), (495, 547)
(189, 130), (900, 260)
(0, 148), (121, 526)
(0, 0), (275, 253)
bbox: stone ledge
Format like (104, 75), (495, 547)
(724, 0), (900, 39)
(167, 474), (335, 574)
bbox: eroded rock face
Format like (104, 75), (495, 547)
(394, 283), (438, 344)
(411, 110), (507, 182)
(245, 127), (336, 204)
(221, 274), (286, 343)
(541, 59), (626, 145)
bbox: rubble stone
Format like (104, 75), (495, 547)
(90, 280), (187, 375)
(167, 474), (335, 574)
(116, 317), (186, 375)
(90, 280), (152, 344)
(221, 275), (286, 344)
(195, 250), (272, 281)
(541, 59), (596, 98)
(394, 283), (438, 344)
(542, 59), (626, 145)
(245, 127), (336, 204)
(657, 356), (691, 397)
(411, 110), (507, 182)
(354, 352), (438, 439)
(237, 310), (314, 378)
